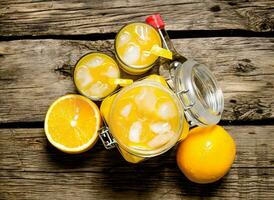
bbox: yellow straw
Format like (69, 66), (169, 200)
(148, 44), (173, 60)
(108, 78), (133, 87)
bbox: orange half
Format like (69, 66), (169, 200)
(44, 94), (101, 153)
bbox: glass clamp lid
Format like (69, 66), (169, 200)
(173, 59), (224, 126)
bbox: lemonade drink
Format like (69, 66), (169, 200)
(100, 75), (189, 163)
(74, 53), (120, 100)
(115, 23), (162, 75)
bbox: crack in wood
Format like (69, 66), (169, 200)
(235, 59), (257, 73)
(245, 10), (274, 32)
(231, 98), (272, 121)
(10, 129), (24, 170)
(210, 5), (221, 12)
(54, 64), (73, 77)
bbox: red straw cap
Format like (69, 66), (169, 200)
(145, 14), (165, 29)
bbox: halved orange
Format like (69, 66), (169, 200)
(44, 94), (101, 153)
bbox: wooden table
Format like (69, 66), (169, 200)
(0, 1), (274, 199)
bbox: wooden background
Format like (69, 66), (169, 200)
(0, 0), (274, 199)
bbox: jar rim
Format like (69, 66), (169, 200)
(108, 80), (184, 157)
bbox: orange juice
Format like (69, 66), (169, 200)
(110, 84), (180, 150)
(115, 23), (162, 75)
(74, 53), (120, 100)
(100, 75), (189, 163)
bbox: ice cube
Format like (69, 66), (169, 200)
(143, 51), (150, 58)
(135, 88), (157, 112)
(148, 132), (173, 148)
(158, 102), (176, 119)
(141, 51), (151, 63)
(104, 65), (119, 78)
(89, 81), (109, 96)
(86, 56), (104, 68)
(135, 25), (149, 41)
(121, 104), (132, 117)
(123, 44), (140, 65)
(129, 121), (142, 143)
(76, 66), (93, 87)
(118, 31), (131, 47)
(150, 122), (171, 134)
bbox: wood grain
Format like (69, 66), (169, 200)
(0, 126), (274, 200)
(0, 1), (273, 200)
(0, 0), (273, 36)
(0, 37), (273, 123)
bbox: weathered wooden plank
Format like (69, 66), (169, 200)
(0, 168), (273, 200)
(0, 38), (273, 123)
(0, 126), (274, 199)
(0, 0), (273, 36)
(1, 126), (273, 170)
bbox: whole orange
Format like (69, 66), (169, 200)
(176, 125), (236, 184)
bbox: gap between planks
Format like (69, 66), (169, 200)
(0, 119), (274, 129)
(0, 30), (274, 42)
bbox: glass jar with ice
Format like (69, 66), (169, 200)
(99, 72), (223, 163)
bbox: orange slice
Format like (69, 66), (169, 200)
(44, 94), (101, 153)
(149, 45), (173, 60)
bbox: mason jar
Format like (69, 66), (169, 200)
(98, 59), (224, 163)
